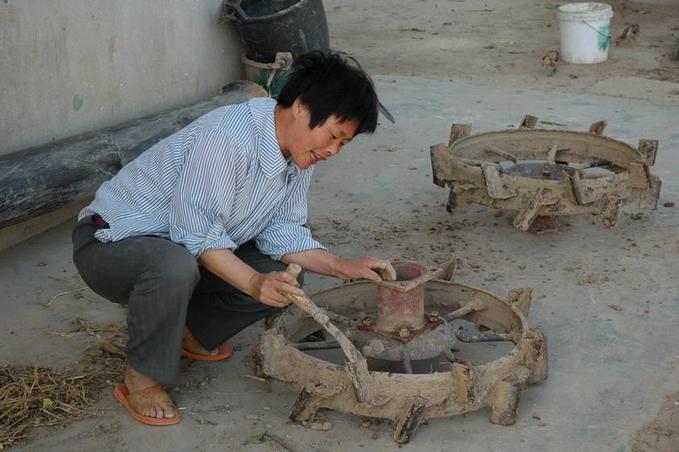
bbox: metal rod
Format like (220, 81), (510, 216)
(456, 329), (512, 343)
(546, 144), (558, 165)
(573, 159), (612, 170)
(402, 351), (413, 374)
(326, 311), (355, 325)
(294, 340), (340, 351)
(444, 303), (486, 322)
(485, 145), (519, 163)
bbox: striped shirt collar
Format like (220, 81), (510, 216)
(250, 98), (294, 179)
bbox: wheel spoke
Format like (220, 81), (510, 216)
(402, 351), (413, 374)
(455, 329), (511, 343)
(294, 340), (340, 351)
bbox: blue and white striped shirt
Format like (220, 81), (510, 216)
(79, 97), (326, 260)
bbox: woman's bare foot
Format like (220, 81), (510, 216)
(182, 328), (218, 356)
(124, 366), (177, 419)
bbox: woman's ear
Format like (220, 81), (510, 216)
(292, 98), (309, 121)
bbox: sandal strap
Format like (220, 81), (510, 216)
(128, 384), (175, 413)
(182, 330), (215, 356)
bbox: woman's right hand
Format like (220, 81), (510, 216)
(248, 271), (304, 308)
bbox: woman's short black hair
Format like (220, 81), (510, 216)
(277, 51), (378, 135)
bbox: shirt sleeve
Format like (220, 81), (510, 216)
(168, 129), (240, 257)
(255, 167), (327, 261)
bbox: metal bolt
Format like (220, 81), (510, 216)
(399, 327), (411, 339)
(361, 316), (374, 327)
(429, 311), (440, 321)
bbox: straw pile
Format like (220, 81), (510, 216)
(0, 319), (127, 449)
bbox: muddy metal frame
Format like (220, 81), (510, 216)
(430, 116), (660, 230)
(256, 279), (547, 444)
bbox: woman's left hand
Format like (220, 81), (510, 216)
(335, 258), (396, 282)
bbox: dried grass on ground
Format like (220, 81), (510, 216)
(0, 319), (127, 449)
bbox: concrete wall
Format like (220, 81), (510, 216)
(0, 0), (243, 156)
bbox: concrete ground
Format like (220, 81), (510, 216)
(2, 0), (679, 451)
(2, 76), (678, 451)
(327, 0), (679, 104)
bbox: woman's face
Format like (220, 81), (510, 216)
(283, 100), (358, 170)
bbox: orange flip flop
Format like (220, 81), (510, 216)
(180, 341), (233, 362)
(113, 383), (181, 426)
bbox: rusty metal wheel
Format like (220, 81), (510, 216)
(258, 261), (547, 444)
(430, 116), (660, 230)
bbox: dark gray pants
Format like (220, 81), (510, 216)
(72, 218), (296, 385)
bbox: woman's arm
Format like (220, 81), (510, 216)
(281, 249), (395, 282)
(198, 248), (304, 307)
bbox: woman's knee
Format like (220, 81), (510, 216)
(146, 248), (200, 293)
(77, 237), (199, 305)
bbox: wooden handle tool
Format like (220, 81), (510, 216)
(283, 264), (372, 403)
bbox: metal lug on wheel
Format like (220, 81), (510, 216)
(489, 381), (524, 426)
(289, 388), (321, 424)
(393, 401), (427, 444)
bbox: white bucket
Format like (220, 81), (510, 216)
(558, 3), (614, 64)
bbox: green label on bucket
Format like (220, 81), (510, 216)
(598, 24), (610, 50)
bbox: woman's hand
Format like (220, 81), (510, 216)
(335, 258), (396, 282)
(248, 271), (304, 307)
